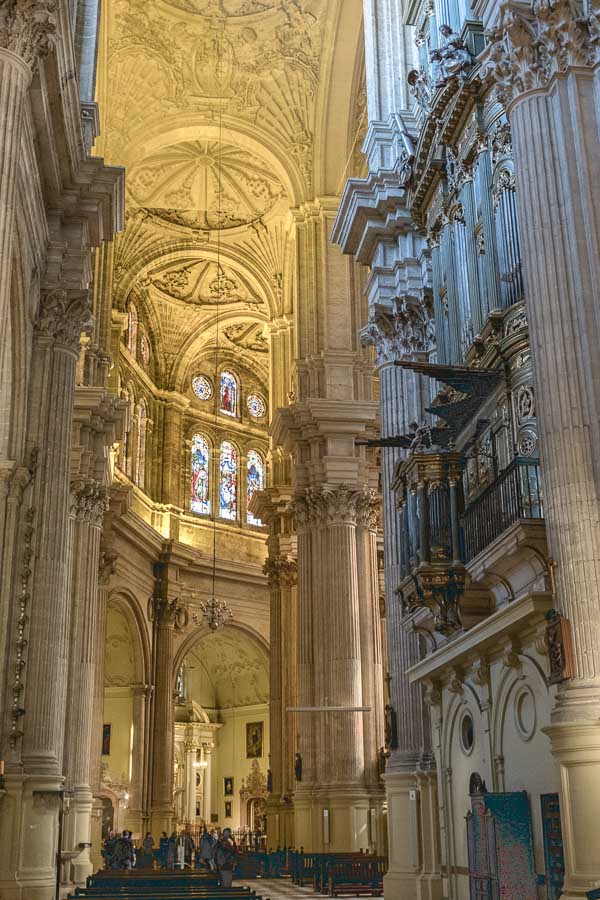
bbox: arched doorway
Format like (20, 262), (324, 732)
(174, 628), (269, 837)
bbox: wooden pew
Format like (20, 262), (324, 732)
(326, 858), (386, 897)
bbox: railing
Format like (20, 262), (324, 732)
(462, 457), (543, 562)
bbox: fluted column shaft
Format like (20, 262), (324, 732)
(62, 482), (107, 884)
(23, 296), (91, 773)
(483, 7), (600, 896)
(0, 50), (31, 458)
(150, 604), (177, 834)
(185, 744), (196, 823)
(126, 685), (148, 832)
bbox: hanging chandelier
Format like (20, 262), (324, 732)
(193, 595), (233, 632)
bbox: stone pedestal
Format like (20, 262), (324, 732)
(482, 4), (600, 895)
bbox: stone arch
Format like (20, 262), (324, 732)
(106, 590), (151, 687)
(173, 622), (269, 688)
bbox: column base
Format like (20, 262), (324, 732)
(62, 788), (94, 885)
(383, 769), (443, 900)
(294, 786), (385, 853)
(545, 717), (600, 898)
(0, 773), (62, 900)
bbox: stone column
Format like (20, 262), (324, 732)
(0, 4), (56, 457)
(185, 742), (196, 824)
(0, 290), (93, 900)
(362, 318), (440, 899)
(149, 594), (181, 835)
(125, 684), (149, 834)
(292, 486), (383, 852)
(202, 745), (212, 823)
(62, 479), (109, 886)
(482, 5), (600, 896)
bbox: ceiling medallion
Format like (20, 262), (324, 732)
(193, 595), (233, 632)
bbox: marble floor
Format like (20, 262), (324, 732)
(239, 878), (383, 899)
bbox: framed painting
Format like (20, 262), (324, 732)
(225, 801), (232, 818)
(102, 724), (111, 756)
(246, 721), (263, 758)
(224, 776), (234, 796)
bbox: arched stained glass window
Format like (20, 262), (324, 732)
(219, 440), (238, 520)
(220, 370), (238, 417)
(191, 434), (210, 515)
(192, 375), (213, 401)
(128, 302), (138, 355)
(247, 393), (267, 419)
(247, 450), (264, 526)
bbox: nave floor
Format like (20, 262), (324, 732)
(239, 878), (384, 900)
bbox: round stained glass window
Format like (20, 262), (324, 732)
(247, 393), (267, 419)
(192, 375), (213, 401)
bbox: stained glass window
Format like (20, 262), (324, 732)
(140, 334), (150, 366)
(247, 450), (264, 526)
(247, 393), (267, 419)
(128, 302), (138, 355)
(219, 440), (238, 520)
(192, 375), (213, 401)
(191, 434), (210, 515)
(220, 370), (238, 417)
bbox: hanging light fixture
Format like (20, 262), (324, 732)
(194, 21), (232, 635)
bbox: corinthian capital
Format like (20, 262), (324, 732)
(361, 300), (434, 366)
(70, 479), (110, 525)
(480, 0), (597, 108)
(263, 555), (298, 588)
(0, 0), (57, 71)
(291, 485), (379, 528)
(36, 290), (94, 353)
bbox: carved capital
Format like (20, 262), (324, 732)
(361, 301), (434, 366)
(70, 479), (110, 525)
(0, 0), (57, 72)
(291, 485), (378, 528)
(263, 555), (298, 588)
(150, 595), (188, 630)
(480, 0), (597, 108)
(36, 290), (94, 354)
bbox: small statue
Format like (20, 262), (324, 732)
(294, 752), (303, 782)
(408, 68), (432, 115)
(384, 704), (398, 751)
(398, 130), (415, 186)
(429, 25), (473, 86)
(409, 420), (434, 452)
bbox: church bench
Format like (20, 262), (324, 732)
(313, 853), (371, 893)
(327, 859), (386, 897)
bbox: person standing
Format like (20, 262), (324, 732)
(167, 831), (177, 869)
(199, 827), (215, 871)
(159, 831), (169, 869)
(176, 832), (186, 870)
(142, 832), (154, 868)
(102, 831), (116, 869)
(215, 828), (237, 888)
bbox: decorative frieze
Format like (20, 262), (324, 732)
(35, 290), (94, 354)
(0, 0), (57, 71)
(480, 0), (598, 108)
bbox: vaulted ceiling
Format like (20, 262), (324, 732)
(95, 0), (366, 394)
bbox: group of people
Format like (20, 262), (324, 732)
(102, 831), (136, 870)
(102, 827), (237, 888)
